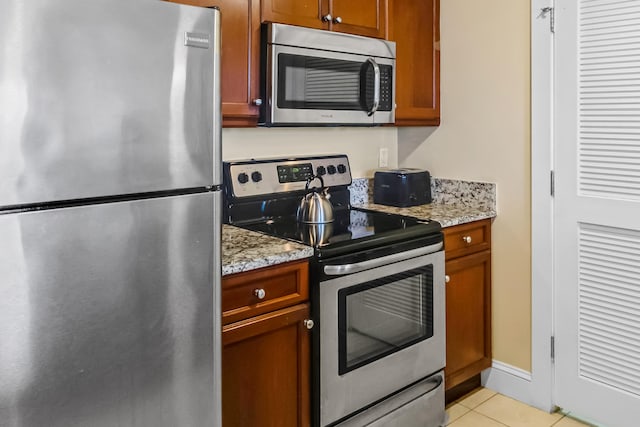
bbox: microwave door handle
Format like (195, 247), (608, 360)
(366, 58), (380, 116)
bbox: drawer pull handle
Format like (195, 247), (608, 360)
(254, 288), (266, 300)
(322, 14), (333, 22)
(304, 319), (314, 330)
(462, 235), (472, 244)
(445, 275), (450, 284)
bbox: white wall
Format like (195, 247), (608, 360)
(222, 127), (398, 178)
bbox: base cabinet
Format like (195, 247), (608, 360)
(221, 260), (311, 427)
(222, 303), (310, 427)
(444, 220), (492, 390)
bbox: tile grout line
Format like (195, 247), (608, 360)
(457, 391), (499, 410)
(450, 388), (591, 427)
(466, 393), (565, 427)
(468, 407), (512, 427)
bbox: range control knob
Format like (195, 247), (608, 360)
(316, 166), (327, 176)
(327, 165), (337, 175)
(251, 171), (263, 182)
(237, 172), (249, 184)
(337, 164), (347, 174)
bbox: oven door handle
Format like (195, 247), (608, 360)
(323, 242), (443, 276)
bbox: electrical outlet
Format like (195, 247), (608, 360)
(378, 148), (389, 168)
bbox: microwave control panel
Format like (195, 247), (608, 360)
(225, 155), (352, 198)
(379, 65), (393, 112)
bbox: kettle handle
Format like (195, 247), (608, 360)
(305, 175), (325, 191)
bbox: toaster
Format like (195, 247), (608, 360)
(373, 168), (432, 207)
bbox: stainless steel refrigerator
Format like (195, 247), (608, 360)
(0, 1), (222, 426)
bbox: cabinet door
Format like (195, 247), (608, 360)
(216, 0), (261, 126)
(389, 0), (440, 125)
(261, 0), (325, 30)
(444, 250), (492, 390)
(329, 0), (387, 38)
(166, 0), (261, 127)
(222, 303), (311, 427)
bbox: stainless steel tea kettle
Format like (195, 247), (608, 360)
(297, 175), (334, 224)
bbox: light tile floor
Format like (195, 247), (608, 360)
(446, 388), (594, 427)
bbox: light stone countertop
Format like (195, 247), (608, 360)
(222, 177), (497, 275)
(352, 201), (496, 228)
(350, 177), (497, 227)
(222, 224), (314, 276)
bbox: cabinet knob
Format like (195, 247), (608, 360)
(322, 14), (333, 22)
(333, 16), (342, 24)
(254, 288), (266, 300)
(445, 275), (450, 284)
(303, 319), (315, 330)
(252, 98), (263, 106)
(462, 235), (472, 244)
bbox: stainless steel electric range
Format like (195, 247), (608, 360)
(224, 155), (447, 427)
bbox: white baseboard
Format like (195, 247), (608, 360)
(481, 360), (535, 407)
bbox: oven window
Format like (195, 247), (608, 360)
(277, 53), (364, 110)
(338, 265), (434, 375)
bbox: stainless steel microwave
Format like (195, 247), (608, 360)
(260, 23), (396, 126)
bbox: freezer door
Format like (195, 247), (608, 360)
(0, 192), (220, 427)
(0, 0), (221, 207)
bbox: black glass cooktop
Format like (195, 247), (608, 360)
(238, 208), (442, 257)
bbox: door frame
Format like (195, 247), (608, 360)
(530, 0), (554, 413)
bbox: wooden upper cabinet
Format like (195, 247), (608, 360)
(167, 0), (438, 127)
(261, 0), (387, 38)
(216, 0), (261, 126)
(164, 0), (261, 127)
(330, 0), (387, 39)
(261, 0), (324, 30)
(389, 0), (440, 126)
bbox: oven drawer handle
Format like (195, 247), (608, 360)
(417, 375), (443, 399)
(323, 242), (443, 276)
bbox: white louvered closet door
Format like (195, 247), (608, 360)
(554, 1), (640, 425)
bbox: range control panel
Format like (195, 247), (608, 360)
(225, 155), (352, 198)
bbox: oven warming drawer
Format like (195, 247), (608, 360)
(335, 371), (446, 427)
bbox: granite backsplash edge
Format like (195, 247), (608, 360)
(348, 177), (496, 211)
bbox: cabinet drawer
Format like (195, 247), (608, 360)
(222, 260), (309, 325)
(443, 219), (491, 260)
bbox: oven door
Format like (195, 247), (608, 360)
(263, 44), (395, 126)
(318, 244), (445, 426)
